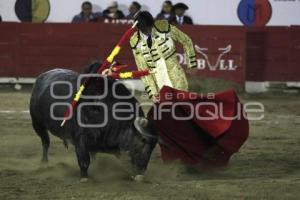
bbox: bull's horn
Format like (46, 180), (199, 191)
(134, 117), (157, 139)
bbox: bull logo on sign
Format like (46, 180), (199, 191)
(194, 45), (237, 71)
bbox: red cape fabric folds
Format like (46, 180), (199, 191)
(147, 86), (249, 167)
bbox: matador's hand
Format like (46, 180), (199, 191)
(149, 69), (157, 74)
(101, 69), (113, 76)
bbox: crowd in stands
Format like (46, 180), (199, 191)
(0, 1), (193, 25)
(72, 1), (194, 25)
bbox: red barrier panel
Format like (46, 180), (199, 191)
(0, 22), (299, 86)
(0, 22), (247, 85)
(289, 26), (300, 80)
(246, 26), (300, 82)
(0, 23), (18, 77)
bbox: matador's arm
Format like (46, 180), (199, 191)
(170, 25), (197, 69)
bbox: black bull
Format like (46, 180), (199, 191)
(29, 65), (158, 180)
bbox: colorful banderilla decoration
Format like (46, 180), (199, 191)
(60, 21), (138, 127)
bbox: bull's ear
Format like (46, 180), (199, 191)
(82, 61), (103, 74)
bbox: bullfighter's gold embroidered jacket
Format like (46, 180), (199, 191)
(130, 20), (197, 100)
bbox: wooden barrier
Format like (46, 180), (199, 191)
(246, 26), (300, 82)
(0, 22), (299, 86)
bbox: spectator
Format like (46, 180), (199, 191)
(126, 1), (141, 20)
(156, 1), (173, 21)
(72, 1), (99, 22)
(102, 1), (125, 19)
(170, 3), (193, 25)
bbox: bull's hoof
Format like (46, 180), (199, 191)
(40, 161), (48, 169)
(132, 175), (144, 182)
(79, 177), (89, 183)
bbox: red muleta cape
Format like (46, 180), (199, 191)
(147, 86), (249, 168)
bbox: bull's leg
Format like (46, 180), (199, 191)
(40, 132), (50, 163)
(75, 135), (90, 181)
(113, 151), (121, 159)
(90, 152), (96, 161)
(129, 143), (154, 181)
(32, 120), (50, 164)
